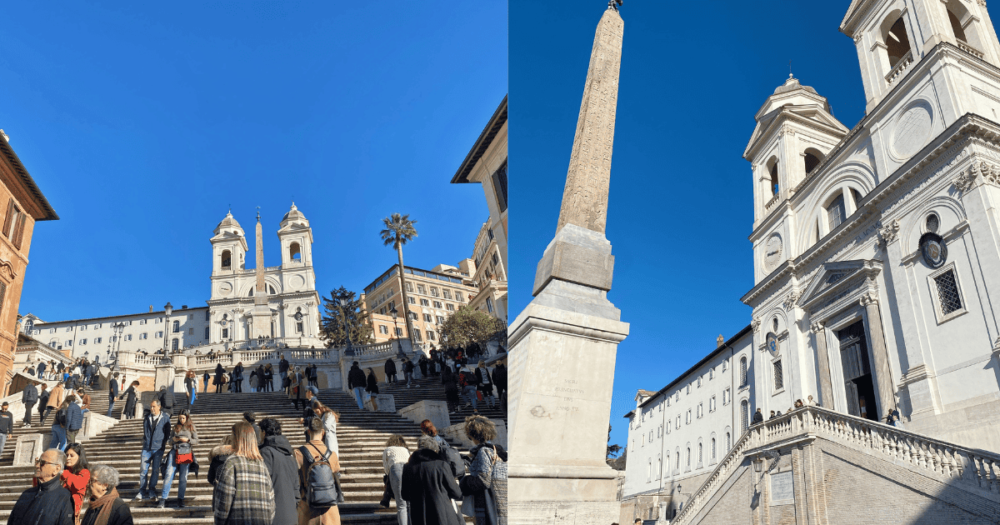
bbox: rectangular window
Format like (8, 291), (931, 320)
(379, 325), (388, 334)
(80, 339), (87, 345)
(66, 340), (72, 346)
(443, 290), (452, 300)
(189, 327), (194, 335)
(420, 299), (430, 307)
(395, 327), (403, 337)
(934, 269), (963, 316)
(140, 333), (147, 340)
(486, 298), (493, 313)
(406, 282), (413, 293)
(436, 316), (445, 325)
(222, 328), (229, 339)
(492, 252), (499, 266)
(487, 228), (494, 241)
(774, 360), (784, 391)
(296, 322), (304, 333)
(456, 293), (464, 303)
(95, 337), (102, 344)
(413, 331), (422, 342)
(424, 314), (433, 323)
(417, 285), (426, 295)
(408, 297), (416, 304)
(156, 331), (164, 338)
(189, 314), (194, 320)
(430, 287), (439, 297)
(80, 325), (87, 331)
(66, 327), (72, 332)
(434, 301), (443, 309)
(827, 194), (846, 231)
(408, 312), (418, 321)
(427, 331), (436, 341)
(139, 319), (146, 325)
(446, 304), (455, 311)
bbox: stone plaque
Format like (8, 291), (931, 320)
(14, 434), (44, 466)
(770, 470), (794, 504)
(892, 103), (932, 159)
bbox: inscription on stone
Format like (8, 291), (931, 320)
(770, 470), (794, 504)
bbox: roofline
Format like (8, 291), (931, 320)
(363, 264), (473, 292)
(451, 95), (508, 184)
(633, 325), (753, 413)
(31, 305), (209, 326)
(0, 137), (59, 221)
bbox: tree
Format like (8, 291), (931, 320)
(320, 286), (374, 348)
(607, 424), (622, 459)
(439, 305), (504, 350)
(380, 213), (418, 345)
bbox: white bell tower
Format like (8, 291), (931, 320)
(211, 211), (248, 276)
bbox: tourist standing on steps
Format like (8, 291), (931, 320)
(6, 448), (75, 525)
(401, 436), (464, 525)
(256, 364), (266, 393)
(120, 381), (139, 420)
(215, 364), (227, 393)
(43, 381), (65, 426)
(258, 418), (300, 525)
(66, 395), (84, 446)
(212, 421), (276, 525)
(264, 364), (275, 393)
(459, 368), (479, 414)
(59, 442), (91, 522)
(249, 369), (259, 393)
(442, 367), (460, 415)
(293, 418), (341, 525)
(49, 399), (70, 451)
(233, 362), (245, 393)
(384, 358), (398, 384)
(185, 370), (198, 407)
(278, 354), (289, 393)
(403, 359), (415, 388)
(380, 435), (411, 525)
(158, 386), (175, 417)
(22, 382), (38, 428)
(159, 410), (198, 509)
(38, 383), (50, 425)
(204, 371), (211, 394)
(81, 464), (133, 525)
(0, 402), (12, 457)
(295, 373), (310, 411)
(208, 434), (235, 486)
(366, 368), (380, 411)
(78, 388), (91, 415)
(492, 363), (507, 402)
(36, 360), (47, 380)
(309, 364), (319, 389)
(459, 416), (507, 525)
(476, 361), (496, 409)
(135, 400), (171, 503)
(348, 361), (367, 410)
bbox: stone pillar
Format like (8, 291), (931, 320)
(861, 290), (896, 419)
(509, 9), (627, 524)
(154, 363), (175, 392)
(810, 321), (834, 409)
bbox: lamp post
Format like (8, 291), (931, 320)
(390, 308), (401, 353)
(162, 302), (173, 363)
(112, 322), (126, 362)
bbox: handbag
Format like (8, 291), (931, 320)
(176, 442), (193, 464)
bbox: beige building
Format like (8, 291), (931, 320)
(451, 96), (508, 322)
(362, 263), (477, 347)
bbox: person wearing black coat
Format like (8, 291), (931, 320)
(21, 382), (38, 427)
(107, 373), (120, 418)
(384, 358), (398, 384)
(492, 363), (507, 400)
(158, 387), (175, 416)
(203, 371), (211, 394)
(401, 437), (463, 525)
(348, 362), (367, 410)
(256, 365), (266, 393)
(263, 365), (274, 393)
(278, 356), (289, 393)
(365, 369), (380, 412)
(120, 382), (139, 420)
(258, 418), (300, 525)
(213, 364), (225, 393)
(232, 363), (244, 393)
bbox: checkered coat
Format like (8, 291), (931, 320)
(212, 455), (276, 525)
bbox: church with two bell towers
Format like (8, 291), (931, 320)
(207, 203), (323, 347)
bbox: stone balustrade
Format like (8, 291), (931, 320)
(672, 405), (1000, 524)
(764, 193), (780, 212)
(885, 50), (914, 84)
(957, 40), (985, 59)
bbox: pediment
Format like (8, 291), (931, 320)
(798, 259), (881, 312)
(745, 105), (848, 160)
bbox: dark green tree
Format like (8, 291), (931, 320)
(439, 305), (505, 349)
(607, 424), (622, 459)
(320, 286), (374, 347)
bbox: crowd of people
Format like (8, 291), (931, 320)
(24, 357), (101, 391)
(385, 349), (508, 417)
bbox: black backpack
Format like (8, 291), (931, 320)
(299, 444), (341, 508)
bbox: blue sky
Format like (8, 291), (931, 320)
(2, 2), (506, 321)
(509, 1), (934, 452)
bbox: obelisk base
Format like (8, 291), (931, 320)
(508, 294), (628, 525)
(251, 294), (272, 339)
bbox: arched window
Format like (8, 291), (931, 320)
(686, 448), (691, 468)
(171, 338), (179, 350)
(712, 438), (717, 459)
(739, 356), (748, 387)
(804, 149), (823, 174)
(884, 17), (911, 69)
(726, 432), (731, 450)
(698, 443), (703, 465)
(290, 242), (301, 261)
(172, 320), (180, 333)
(221, 250), (232, 269)
(827, 193), (846, 231)
(676, 451), (680, 471)
(741, 400), (749, 431)
(948, 9), (967, 42)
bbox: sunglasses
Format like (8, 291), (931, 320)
(35, 459), (57, 468)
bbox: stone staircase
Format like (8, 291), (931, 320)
(0, 385), (472, 524)
(379, 377), (506, 425)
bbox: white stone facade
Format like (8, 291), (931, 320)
(621, 328), (753, 518)
(23, 204), (323, 359)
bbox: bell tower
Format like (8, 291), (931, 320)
(210, 211), (247, 276)
(842, 0), (1000, 112)
(278, 203), (313, 267)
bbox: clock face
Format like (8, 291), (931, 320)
(219, 282), (233, 296)
(764, 235), (783, 271)
(766, 333), (779, 356)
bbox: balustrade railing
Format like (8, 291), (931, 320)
(957, 40), (985, 59)
(353, 342), (396, 356)
(764, 193), (780, 212)
(885, 50), (914, 84)
(672, 405), (1000, 524)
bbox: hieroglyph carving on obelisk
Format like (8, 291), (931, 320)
(556, 8), (623, 235)
(251, 209), (272, 339)
(255, 209), (266, 293)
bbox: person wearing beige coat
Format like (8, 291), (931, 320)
(41, 382), (65, 425)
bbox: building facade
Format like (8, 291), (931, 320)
(363, 263), (478, 346)
(621, 328), (753, 522)
(451, 96), (508, 322)
(23, 204), (323, 360)
(0, 131), (59, 395)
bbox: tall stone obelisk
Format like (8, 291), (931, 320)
(508, 6), (628, 524)
(251, 210), (272, 339)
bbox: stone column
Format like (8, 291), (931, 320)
(811, 321), (834, 409)
(509, 6), (628, 524)
(861, 290), (896, 418)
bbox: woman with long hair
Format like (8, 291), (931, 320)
(263, 363), (274, 392)
(214, 363), (226, 393)
(381, 435), (410, 525)
(184, 370), (198, 407)
(232, 362), (245, 393)
(459, 416), (508, 525)
(160, 410), (199, 508)
(119, 381), (139, 419)
(212, 421), (275, 525)
(312, 400), (340, 458)
(62, 442), (91, 521)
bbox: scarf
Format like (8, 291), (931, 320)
(87, 487), (120, 525)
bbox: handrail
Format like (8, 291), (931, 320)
(672, 405), (1000, 524)
(885, 50), (914, 84)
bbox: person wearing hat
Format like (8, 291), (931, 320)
(0, 401), (13, 458)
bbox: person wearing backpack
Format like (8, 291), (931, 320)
(459, 416), (508, 525)
(401, 436), (464, 525)
(293, 418), (342, 525)
(258, 418), (300, 525)
(212, 421), (275, 525)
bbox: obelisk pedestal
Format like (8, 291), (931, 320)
(509, 7), (627, 524)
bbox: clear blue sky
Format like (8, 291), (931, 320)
(509, 1), (960, 452)
(3, 2), (506, 321)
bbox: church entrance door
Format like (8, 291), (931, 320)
(837, 321), (879, 422)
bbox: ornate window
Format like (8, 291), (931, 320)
(712, 438), (717, 459)
(221, 250), (232, 269)
(884, 16), (912, 70)
(741, 400), (749, 432)
(739, 357), (748, 387)
(773, 360), (784, 391)
(827, 194), (846, 231)
(930, 265), (965, 322)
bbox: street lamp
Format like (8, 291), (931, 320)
(162, 302), (173, 362)
(390, 308), (401, 353)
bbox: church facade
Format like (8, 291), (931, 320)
(24, 204), (323, 358)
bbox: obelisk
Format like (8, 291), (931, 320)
(251, 210), (272, 339)
(508, 5), (628, 524)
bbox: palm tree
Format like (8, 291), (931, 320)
(381, 213), (418, 349)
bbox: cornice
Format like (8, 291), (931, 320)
(745, 108), (848, 162)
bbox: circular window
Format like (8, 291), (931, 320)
(926, 213), (939, 233)
(772, 318), (779, 332)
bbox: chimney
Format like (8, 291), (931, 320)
(717, 334), (724, 348)
(149, 306), (153, 313)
